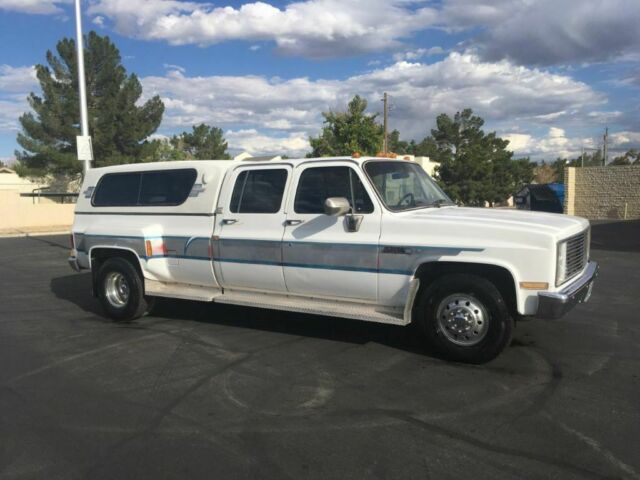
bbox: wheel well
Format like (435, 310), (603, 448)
(414, 262), (518, 317)
(90, 248), (143, 296)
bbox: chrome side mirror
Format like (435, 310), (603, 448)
(324, 197), (351, 216)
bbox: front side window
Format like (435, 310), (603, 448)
(230, 169), (288, 214)
(92, 169), (197, 207)
(364, 161), (453, 211)
(294, 166), (374, 214)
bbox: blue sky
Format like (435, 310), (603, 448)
(1, 0), (639, 162)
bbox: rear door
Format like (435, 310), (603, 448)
(281, 162), (382, 301)
(214, 164), (291, 292)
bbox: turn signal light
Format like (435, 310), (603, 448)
(519, 282), (549, 290)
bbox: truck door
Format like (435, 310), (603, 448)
(282, 163), (382, 301)
(214, 164), (291, 292)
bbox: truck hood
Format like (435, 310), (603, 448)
(400, 206), (588, 241)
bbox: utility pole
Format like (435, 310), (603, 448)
(74, 0), (92, 174)
(603, 127), (608, 166)
(382, 92), (388, 154)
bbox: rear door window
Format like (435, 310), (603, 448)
(229, 169), (288, 214)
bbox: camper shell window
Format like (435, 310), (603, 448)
(92, 169), (197, 207)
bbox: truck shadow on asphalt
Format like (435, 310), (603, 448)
(50, 272), (437, 359)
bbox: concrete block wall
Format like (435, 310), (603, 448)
(565, 166), (640, 219)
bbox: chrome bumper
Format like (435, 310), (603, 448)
(537, 261), (599, 319)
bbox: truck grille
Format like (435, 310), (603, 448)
(565, 231), (588, 282)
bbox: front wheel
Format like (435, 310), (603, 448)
(416, 274), (513, 364)
(96, 257), (154, 321)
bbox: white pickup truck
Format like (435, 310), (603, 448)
(69, 156), (598, 363)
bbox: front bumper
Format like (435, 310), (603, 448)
(536, 261), (599, 319)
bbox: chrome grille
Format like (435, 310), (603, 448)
(565, 231), (588, 282)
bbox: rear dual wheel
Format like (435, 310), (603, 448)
(416, 274), (513, 364)
(97, 257), (154, 321)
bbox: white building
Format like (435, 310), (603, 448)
(398, 155), (440, 177)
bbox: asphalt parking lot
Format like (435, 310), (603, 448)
(1, 222), (639, 479)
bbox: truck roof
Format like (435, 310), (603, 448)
(87, 155), (410, 174)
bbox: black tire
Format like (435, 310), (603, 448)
(96, 257), (153, 321)
(416, 273), (513, 364)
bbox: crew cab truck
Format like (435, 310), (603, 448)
(68, 156), (598, 363)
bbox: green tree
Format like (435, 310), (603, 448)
(172, 124), (230, 159)
(426, 109), (534, 205)
(140, 138), (188, 162)
(387, 129), (410, 154)
(610, 149), (640, 165)
(309, 95), (383, 157)
(15, 32), (164, 175)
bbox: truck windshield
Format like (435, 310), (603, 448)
(364, 161), (454, 211)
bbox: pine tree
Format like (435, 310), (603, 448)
(16, 32), (164, 175)
(426, 109), (534, 206)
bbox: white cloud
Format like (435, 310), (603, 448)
(88, 0), (438, 57)
(0, 66), (39, 133)
(504, 127), (598, 159)
(0, 0), (69, 14)
(140, 52), (605, 157)
(162, 63), (186, 73)
(0, 65), (37, 93)
(441, 0), (640, 66)
(392, 47), (445, 62)
(225, 129), (309, 157)
(6, 0), (640, 67)
(610, 131), (640, 151)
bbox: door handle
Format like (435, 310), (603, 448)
(285, 219), (304, 226)
(222, 218), (238, 225)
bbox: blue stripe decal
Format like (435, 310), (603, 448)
(74, 232), (482, 253)
(212, 257), (412, 275)
(76, 249), (209, 262)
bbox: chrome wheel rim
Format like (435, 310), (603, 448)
(104, 272), (130, 308)
(436, 293), (489, 346)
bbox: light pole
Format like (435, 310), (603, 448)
(74, 0), (92, 174)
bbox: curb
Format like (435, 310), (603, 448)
(0, 229), (71, 239)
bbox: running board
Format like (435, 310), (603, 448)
(215, 289), (408, 326)
(145, 279), (221, 302)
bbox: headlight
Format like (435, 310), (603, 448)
(556, 240), (567, 286)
